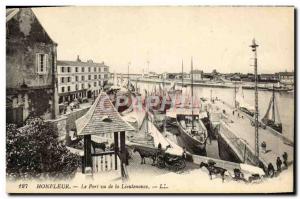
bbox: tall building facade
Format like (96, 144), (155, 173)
(57, 57), (110, 103)
(6, 8), (59, 125)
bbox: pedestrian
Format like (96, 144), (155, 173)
(267, 163), (275, 177)
(182, 147), (187, 159)
(283, 152), (288, 168)
(158, 143), (162, 150)
(238, 112), (240, 118)
(276, 157), (282, 172)
(232, 110), (235, 115)
(261, 141), (267, 153)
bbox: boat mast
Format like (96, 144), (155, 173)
(127, 62), (130, 89)
(182, 59), (184, 91)
(250, 38), (259, 160)
(191, 57), (194, 130)
(272, 84), (275, 122)
(234, 82), (237, 108)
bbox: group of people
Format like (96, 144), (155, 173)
(261, 141), (289, 176)
(232, 109), (244, 119)
(267, 151), (289, 177)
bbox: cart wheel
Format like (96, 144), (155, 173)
(157, 158), (165, 169)
(173, 159), (186, 171)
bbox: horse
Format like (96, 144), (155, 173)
(200, 162), (227, 182)
(133, 147), (158, 165)
(91, 141), (107, 152)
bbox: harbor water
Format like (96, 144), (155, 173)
(137, 82), (294, 141)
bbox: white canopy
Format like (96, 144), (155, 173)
(165, 138), (184, 156)
(240, 163), (265, 176)
(147, 121), (184, 156)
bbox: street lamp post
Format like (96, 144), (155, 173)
(250, 38), (259, 161)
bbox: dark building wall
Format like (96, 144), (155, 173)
(6, 8), (58, 124)
(6, 8), (55, 88)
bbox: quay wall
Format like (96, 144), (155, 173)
(221, 100), (294, 146)
(133, 78), (288, 91)
(218, 121), (267, 169)
(191, 153), (241, 172)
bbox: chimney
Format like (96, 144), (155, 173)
(76, 55), (81, 62)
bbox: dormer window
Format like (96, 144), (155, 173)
(36, 53), (48, 74)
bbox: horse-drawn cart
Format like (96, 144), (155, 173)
(156, 148), (186, 172)
(131, 144), (186, 172)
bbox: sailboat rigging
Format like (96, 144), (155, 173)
(173, 57), (208, 156)
(261, 85), (282, 133)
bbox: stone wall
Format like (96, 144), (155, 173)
(64, 107), (90, 133)
(47, 107), (90, 143)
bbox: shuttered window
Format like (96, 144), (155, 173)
(36, 53), (48, 74)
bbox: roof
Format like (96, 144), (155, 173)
(57, 60), (108, 67)
(278, 72), (294, 76)
(6, 8), (56, 44)
(76, 91), (135, 136)
(191, 69), (203, 74)
(6, 8), (19, 22)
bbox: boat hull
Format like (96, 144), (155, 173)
(239, 107), (254, 117)
(261, 119), (282, 133)
(176, 121), (207, 156)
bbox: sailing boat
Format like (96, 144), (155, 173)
(168, 60), (184, 95)
(107, 72), (133, 113)
(261, 85), (282, 133)
(175, 57), (208, 156)
(235, 85), (255, 117)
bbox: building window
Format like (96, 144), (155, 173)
(99, 81), (101, 86)
(75, 67), (78, 72)
(67, 67), (71, 73)
(98, 68), (101, 72)
(82, 76), (85, 81)
(104, 74), (108, 79)
(88, 67), (91, 72)
(82, 67), (84, 72)
(104, 67), (108, 72)
(75, 76), (78, 81)
(75, 84), (78, 91)
(67, 77), (71, 82)
(98, 74), (101, 79)
(88, 75), (91, 80)
(94, 82), (97, 86)
(94, 67), (96, 72)
(61, 87), (65, 93)
(61, 77), (65, 83)
(94, 75), (97, 79)
(61, 67), (65, 73)
(67, 86), (70, 92)
(36, 53), (48, 74)
(82, 83), (84, 89)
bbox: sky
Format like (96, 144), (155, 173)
(33, 6), (294, 74)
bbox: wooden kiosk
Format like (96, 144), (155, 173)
(76, 91), (134, 180)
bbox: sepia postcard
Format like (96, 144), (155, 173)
(6, 6), (295, 194)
